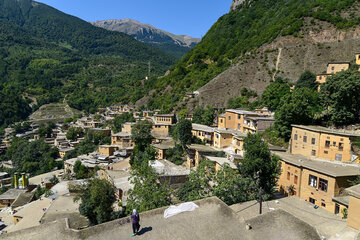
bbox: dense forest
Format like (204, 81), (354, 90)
(142, 0), (360, 111)
(0, 0), (175, 128)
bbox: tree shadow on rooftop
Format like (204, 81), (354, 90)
(137, 226), (152, 236)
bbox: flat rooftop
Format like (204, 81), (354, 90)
(29, 170), (63, 186)
(214, 128), (246, 137)
(187, 144), (219, 153)
(345, 184), (360, 198)
(292, 124), (360, 137)
(0, 189), (27, 200)
(5, 197), (52, 233)
(273, 151), (360, 177)
(40, 195), (88, 229)
(1, 197), (322, 240)
(0, 172), (9, 178)
(150, 160), (190, 176)
(155, 114), (174, 117)
(226, 109), (269, 117)
(230, 196), (350, 240)
(192, 123), (215, 133)
(152, 140), (175, 150)
(112, 132), (131, 137)
(205, 156), (237, 169)
(245, 116), (275, 121)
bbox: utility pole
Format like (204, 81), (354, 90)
(256, 170), (263, 215)
(259, 187), (263, 215)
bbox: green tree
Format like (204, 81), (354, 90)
(176, 119), (193, 147)
(166, 144), (185, 165)
(275, 88), (322, 140)
(192, 106), (215, 126)
(350, 176), (360, 186)
(227, 96), (250, 109)
(213, 163), (256, 205)
(73, 160), (92, 179)
(130, 145), (157, 168)
(131, 120), (153, 151)
(5, 138), (60, 176)
(126, 161), (172, 214)
(76, 179), (116, 225)
(177, 109), (189, 120)
(295, 71), (317, 90)
(177, 160), (215, 202)
(66, 127), (83, 141)
(261, 77), (291, 111)
(240, 133), (280, 197)
(49, 175), (59, 185)
(112, 112), (135, 133)
(37, 122), (56, 138)
(320, 70), (360, 126)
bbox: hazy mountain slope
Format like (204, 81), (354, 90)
(141, 0), (360, 111)
(91, 19), (201, 58)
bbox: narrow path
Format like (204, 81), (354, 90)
(272, 47), (282, 81)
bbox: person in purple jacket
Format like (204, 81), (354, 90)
(131, 209), (140, 236)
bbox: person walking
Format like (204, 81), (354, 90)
(131, 209), (140, 236)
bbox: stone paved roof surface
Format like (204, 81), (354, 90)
(2, 197), (322, 240)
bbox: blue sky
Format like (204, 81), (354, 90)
(36, 0), (231, 38)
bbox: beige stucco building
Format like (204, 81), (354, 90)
(218, 109), (273, 134)
(276, 151), (360, 215)
(290, 125), (360, 163)
(155, 114), (175, 125)
(326, 62), (350, 74)
(111, 132), (134, 148)
(192, 123), (215, 145)
(345, 184), (360, 230)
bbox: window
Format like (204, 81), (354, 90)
(294, 175), (298, 184)
(216, 134), (219, 139)
(238, 123), (241, 129)
(321, 203), (326, 207)
(238, 115), (241, 120)
(309, 175), (317, 187)
(319, 178), (328, 192)
(336, 153), (342, 161)
(311, 138), (316, 145)
(333, 141), (336, 146)
(287, 172), (290, 180)
(319, 76), (322, 80)
(309, 197), (316, 204)
(228, 116), (231, 120)
(324, 151), (328, 154)
(311, 150), (316, 156)
(303, 136), (307, 143)
(331, 66), (335, 70)
(294, 134), (298, 140)
(339, 143), (344, 151)
(325, 140), (330, 148)
(220, 119), (223, 123)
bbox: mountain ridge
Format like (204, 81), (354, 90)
(91, 19), (201, 58)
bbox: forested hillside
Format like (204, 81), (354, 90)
(0, 0), (175, 127)
(143, 0), (360, 111)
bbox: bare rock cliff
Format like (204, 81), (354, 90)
(187, 20), (360, 109)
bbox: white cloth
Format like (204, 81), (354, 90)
(163, 202), (199, 219)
